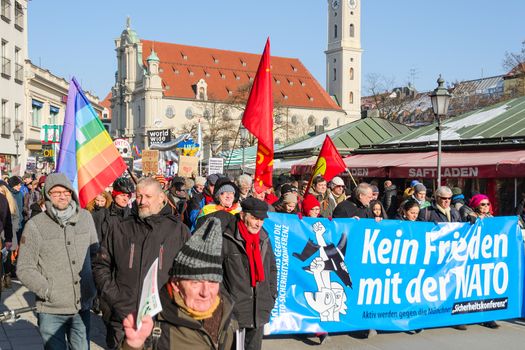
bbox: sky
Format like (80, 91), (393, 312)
(28, 0), (525, 99)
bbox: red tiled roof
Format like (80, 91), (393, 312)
(140, 40), (341, 111)
(100, 92), (112, 120)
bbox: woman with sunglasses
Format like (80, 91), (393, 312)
(465, 194), (500, 329)
(465, 194), (493, 224)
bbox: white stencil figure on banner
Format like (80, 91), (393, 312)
(292, 221), (351, 321)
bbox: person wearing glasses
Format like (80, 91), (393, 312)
(464, 194), (493, 224)
(17, 173), (99, 349)
(417, 186), (461, 223)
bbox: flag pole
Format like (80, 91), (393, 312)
(344, 168), (358, 187)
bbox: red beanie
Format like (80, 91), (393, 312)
(302, 194), (320, 216)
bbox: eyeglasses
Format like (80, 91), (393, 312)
(479, 202), (490, 206)
(49, 190), (72, 198)
(438, 196), (452, 201)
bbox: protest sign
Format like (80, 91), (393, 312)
(178, 156), (199, 177)
(136, 258), (163, 330)
(263, 214), (524, 334)
(141, 150), (159, 175)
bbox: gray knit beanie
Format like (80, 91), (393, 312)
(414, 183), (427, 193)
(215, 184), (235, 198)
(170, 217), (223, 282)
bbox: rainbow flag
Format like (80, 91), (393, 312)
(133, 145), (142, 157)
(57, 78), (127, 207)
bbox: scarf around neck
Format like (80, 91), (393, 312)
(51, 200), (77, 226)
(436, 203), (451, 222)
(238, 220), (265, 287)
(172, 288), (221, 320)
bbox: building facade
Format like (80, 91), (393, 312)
(325, 0), (362, 118)
(23, 61), (104, 174)
(109, 20), (350, 154)
(0, 0), (27, 175)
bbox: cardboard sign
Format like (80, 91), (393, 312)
(178, 156), (199, 177)
(142, 150), (159, 175)
(208, 157), (224, 175)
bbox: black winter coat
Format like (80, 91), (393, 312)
(92, 204), (190, 323)
(0, 193), (13, 243)
(92, 202), (131, 243)
(332, 196), (372, 219)
(206, 211), (277, 329)
(418, 203), (461, 223)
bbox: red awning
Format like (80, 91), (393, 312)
(340, 150), (525, 178)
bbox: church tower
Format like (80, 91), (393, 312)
(325, 0), (362, 119)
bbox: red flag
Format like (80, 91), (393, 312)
(305, 135), (347, 193)
(242, 38), (274, 192)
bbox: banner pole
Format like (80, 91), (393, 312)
(345, 168), (358, 187)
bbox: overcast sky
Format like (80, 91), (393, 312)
(28, 0), (525, 98)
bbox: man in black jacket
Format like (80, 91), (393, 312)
(92, 177), (134, 243)
(418, 186), (462, 223)
(333, 182), (374, 219)
(211, 198), (277, 350)
(93, 177), (190, 349)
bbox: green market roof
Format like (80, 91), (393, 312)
(274, 117), (414, 158)
(357, 95), (525, 153)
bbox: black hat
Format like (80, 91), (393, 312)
(170, 217), (223, 282)
(112, 177), (135, 194)
(8, 176), (22, 188)
(241, 197), (268, 219)
(280, 184), (298, 195)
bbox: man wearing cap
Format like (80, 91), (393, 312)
(17, 172), (99, 349)
(185, 174), (220, 230)
(121, 217), (237, 350)
(92, 177), (134, 243)
(329, 177), (347, 206)
(217, 197), (277, 350)
(93, 177), (190, 349)
(195, 177), (242, 228)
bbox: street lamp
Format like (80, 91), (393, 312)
(240, 125), (248, 174)
(13, 126), (23, 167)
(429, 75), (451, 187)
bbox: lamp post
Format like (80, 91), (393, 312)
(13, 126), (23, 168)
(429, 75), (451, 187)
(240, 125), (248, 174)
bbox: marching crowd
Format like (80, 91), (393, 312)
(0, 170), (520, 349)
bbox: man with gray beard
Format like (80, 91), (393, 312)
(93, 177), (190, 349)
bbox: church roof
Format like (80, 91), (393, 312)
(140, 40), (342, 111)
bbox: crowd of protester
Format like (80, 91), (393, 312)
(0, 170), (519, 349)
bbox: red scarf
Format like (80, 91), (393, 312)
(237, 220), (265, 287)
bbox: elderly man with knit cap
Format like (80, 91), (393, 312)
(411, 183), (430, 209)
(207, 197), (277, 350)
(121, 217), (237, 350)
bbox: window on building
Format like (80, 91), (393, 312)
(1, 0), (11, 21)
(350, 24), (355, 37)
(334, 24), (338, 38)
(222, 109), (231, 121)
(274, 114), (282, 125)
(203, 108), (211, 120)
(333, 68), (336, 81)
(291, 115), (299, 125)
(1, 39), (10, 79)
(14, 1), (22, 30)
(32, 99), (43, 127)
(349, 92), (354, 104)
(323, 117), (330, 127)
(1, 99), (9, 136)
(198, 87), (205, 100)
(350, 67), (354, 80)
(185, 107), (194, 120)
(49, 105), (59, 124)
(308, 115), (316, 126)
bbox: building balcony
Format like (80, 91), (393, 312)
(14, 4), (23, 31)
(1, 57), (11, 79)
(14, 63), (23, 83)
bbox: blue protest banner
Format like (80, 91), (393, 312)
(264, 213), (524, 334)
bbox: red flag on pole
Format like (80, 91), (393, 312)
(305, 135), (347, 194)
(242, 38), (274, 193)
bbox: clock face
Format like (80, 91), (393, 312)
(348, 0), (357, 9)
(331, 0), (340, 10)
